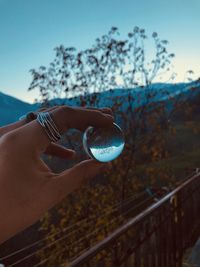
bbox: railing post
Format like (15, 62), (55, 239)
(176, 191), (183, 267)
(170, 194), (177, 267)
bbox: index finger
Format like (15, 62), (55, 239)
(53, 106), (114, 132)
(11, 106), (114, 153)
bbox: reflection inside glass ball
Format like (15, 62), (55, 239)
(83, 123), (125, 162)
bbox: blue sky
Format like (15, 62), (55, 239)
(0, 0), (200, 103)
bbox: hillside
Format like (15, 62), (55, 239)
(1, 81), (200, 126)
(0, 91), (37, 126)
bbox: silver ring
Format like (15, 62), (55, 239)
(36, 112), (61, 142)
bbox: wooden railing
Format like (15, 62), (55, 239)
(68, 171), (200, 267)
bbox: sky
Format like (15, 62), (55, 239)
(0, 0), (200, 103)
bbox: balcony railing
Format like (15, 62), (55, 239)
(68, 171), (200, 267)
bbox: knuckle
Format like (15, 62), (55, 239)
(0, 131), (18, 145)
(94, 109), (103, 117)
(61, 105), (74, 113)
(60, 105), (76, 117)
(0, 131), (20, 152)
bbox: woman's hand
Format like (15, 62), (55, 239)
(0, 105), (113, 244)
(0, 106), (75, 159)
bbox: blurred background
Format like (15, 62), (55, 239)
(0, 0), (200, 266)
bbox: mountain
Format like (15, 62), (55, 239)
(0, 91), (38, 126)
(50, 81), (200, 108)
(0, 81), (200, 126)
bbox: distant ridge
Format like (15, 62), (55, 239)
(0, 91), (38, 126)
(0, 81), (200, 126)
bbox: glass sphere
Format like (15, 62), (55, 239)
(83, 123), (125, 162)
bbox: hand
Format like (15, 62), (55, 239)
(0, 105), (114, 244)
(0, 106), (76, 159)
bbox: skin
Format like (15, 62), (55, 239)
(0, 105), (114, 244)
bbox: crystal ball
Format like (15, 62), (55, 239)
(83, 123), (125, 162)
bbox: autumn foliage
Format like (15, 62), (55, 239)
(27, 27), (200, 266)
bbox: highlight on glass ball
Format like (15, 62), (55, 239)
(83, 123), (125, 162)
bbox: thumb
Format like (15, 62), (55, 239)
(52, 159), (107, 200)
